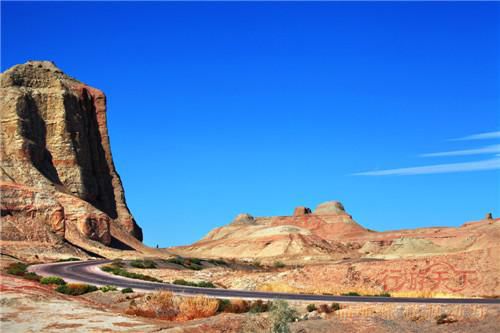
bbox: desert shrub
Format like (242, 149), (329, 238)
(208, 258), (227, 266)
(217, 299), (231, 312)
(40, 276), (66, 285)
(100, 285), (118, 292)
(56, 283), (98, 296)
(436, 313), (458, 325)
(57, 257), (80, 262)
(121, 287), (134, 293)
(269, 300), (297, 333)
(100, 264), (162, 282)
(126, 292), (218, 321)
(172, 279), (215, 288)
(6, 263), (42, 281)
(6, 262), (28, 276)
(189, 258), (202, 265)
(178, 295), (219, 320)
(342, 292), (360, 296)
(273, 261), (285, 269)
(23, 272), (42, 281)
(376, 292), (391, 297)
(306, 304), (317, 312)
(331, 302), (341, 311)
(223, 299), (250, 313)
(130, 260), (157, 269)
(249, 300), (270, 313)
(318, 304), (331, 314)
(165, 257), (203, 270)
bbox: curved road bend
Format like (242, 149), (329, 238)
(29, 260), (500, 305)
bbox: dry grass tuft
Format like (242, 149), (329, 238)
(126, 291), (218, 321)
(177, 295), (219, 320)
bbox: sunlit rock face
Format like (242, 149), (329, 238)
(0, 61), (142, 249)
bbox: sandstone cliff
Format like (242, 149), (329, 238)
(0, 61), (146, 259)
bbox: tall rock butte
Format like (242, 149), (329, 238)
(0, 61), (144, 258)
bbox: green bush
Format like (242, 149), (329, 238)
(217, 299), (231, 312)
(100, 264), (162, 282)
(207, 259), (227, 266)
(331, 302), (341, 311)
(376, 292), (391, 297)
(270, 300), (297, 333)
(23, 272), (42, 281)
(57, 257), (80, 262)
(172, 279), (216, 288)
(6, 262), (28, 276)
(56, 283), (98, 296)
(40, 276), (66, 285)
(6, 263), (41, 281)
(273, 261), (285, 269)
(342, 292), (360, 296)
(99, 285), (118, 292)
(121, 287), (134, 294)
(306, 304), (317, 312)
(165, 257), (205, 270)
(130, 259), (157, 269)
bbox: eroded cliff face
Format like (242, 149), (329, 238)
(0, 61), (142, 255)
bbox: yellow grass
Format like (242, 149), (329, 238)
(126, 291), (219, 321)
(257, 282), (302, 293)
(177, 295), (219, 320)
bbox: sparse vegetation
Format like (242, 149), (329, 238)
(331, 302), (341, 311)
(269, 300), (297, 333)
(342, 291), (361, 296)
(172, 279), (216, 288)
(99, 285), (118, 292)
(40, 276), (66, 285)
(273, 261), (285, 269)
(249, 299), (271, 313)
(5, 262), (42, 281)
(121, 287), (134, 293)
(207, 258), (227, 266)
(126, 291), (219, 321)
(217, 299), (271, 314)
(56, 257), (80, 262)
(306, 304), (317, 312)
(100, 264), (162, 282)
(130, 259), (157, 269)
(55, 283), (98, 295)
(164, 257), (204, 270)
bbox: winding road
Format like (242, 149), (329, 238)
(29, 260), (500, 305)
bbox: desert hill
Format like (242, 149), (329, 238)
(0, 61), (161, 260)
(172, 200), (499, 263)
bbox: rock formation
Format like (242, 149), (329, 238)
(293, 206), (311, 216)
(0, 61), (145, 258)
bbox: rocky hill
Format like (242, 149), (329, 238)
(0, 61), (155, 260)
(172, 200), (500, 264)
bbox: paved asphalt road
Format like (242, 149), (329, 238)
(30, 260), (500, 305)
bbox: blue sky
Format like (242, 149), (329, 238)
(2, 2), (499, 247)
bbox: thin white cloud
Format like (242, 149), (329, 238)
(353, 158), (500, 176)
(420, 144), (500, 157)
(450, 131), (500, 141)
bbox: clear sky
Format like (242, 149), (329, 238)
(2, 1), (499, 247)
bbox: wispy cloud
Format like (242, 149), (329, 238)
(450, 131), (500, 141)
(420, 144), (500, 157)
(353, 131), (500, 176)
(353, 157), (500, 176)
